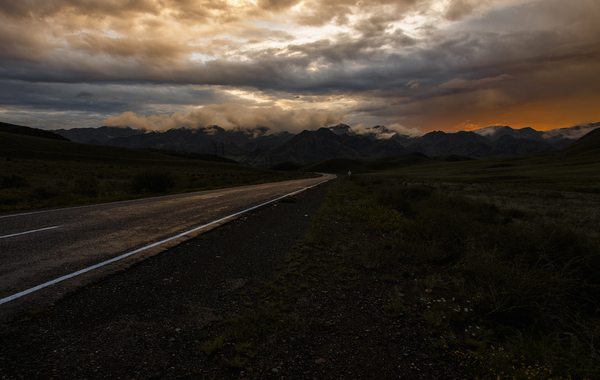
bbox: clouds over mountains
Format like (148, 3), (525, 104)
(0, 0), (598, 132)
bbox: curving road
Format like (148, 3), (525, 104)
(0, 174), (334, 318)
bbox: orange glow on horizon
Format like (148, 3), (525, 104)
(417, 96), (600, 133)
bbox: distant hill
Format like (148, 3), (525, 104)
(55, 125), (294, 162)
(405, 131), (493, 158)
(472, 122), (600, 145)
(55, 126), (144, 144)
(472, 125), (543, 141)
(0, 130), (179, 163)
(8, 120), (598, 168)
(242, 128), (407, 167)
(0, 122), (70, 142)
(542, 122), (600, 142)
(300, 152), (435, 174)
(489, 135), (557, 156)
(140, 148), (239, 164)
(558, 127), (600, 156)
(0, 129), (235, 166)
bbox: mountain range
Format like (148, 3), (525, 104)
(3, 120), (597, 168)
(51, 122), (599, 168)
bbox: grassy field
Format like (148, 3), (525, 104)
(200, 132), (600, 378)
(0, 131), (314, 212)
(336, 176), (599, 378)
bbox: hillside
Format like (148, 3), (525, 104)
(557, 127), (600, 156)
(301, 152), (434, 174)
(242, 128), (407, 167)
(0, 122), (70, 142)
(56, 125), (144, 144)
(55, 125), (295, 162)
(0, 131), (184, 164)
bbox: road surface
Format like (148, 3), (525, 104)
(0, 174), (334, 319)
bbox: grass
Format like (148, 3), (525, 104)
(329, 176), (600, 379)
(200, 171), (599, 378)
(0, 132), (315, 212)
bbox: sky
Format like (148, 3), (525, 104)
(0, 0), (599, 135)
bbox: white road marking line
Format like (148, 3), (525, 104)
(0, 226), (62, 239)
(0, 177), (333, 306)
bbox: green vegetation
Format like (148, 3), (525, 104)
(0, 131), (315, 212)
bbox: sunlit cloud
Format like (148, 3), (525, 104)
(102, 104), (345, 133)
(0, 0), (598, 132)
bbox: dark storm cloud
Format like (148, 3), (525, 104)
(0, 79), (232, 128)
(0, 0), (598, 131)
(75, 91), (95, 98)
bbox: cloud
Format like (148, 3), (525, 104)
(258, 0), (304, 12)
(385, 123), (422, 137)
(0, 0), (599, 133)
(438, 75), (514, 90)
(351, 122), (422, 138)
(75, 91), (95, 98)
(444, 0), (492, 21)
(406, 80), (420, 89)
(102, 104), (345, 133)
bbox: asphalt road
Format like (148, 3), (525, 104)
(0, 174), (334, 319)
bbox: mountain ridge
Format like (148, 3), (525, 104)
(8, 121), (598, 168)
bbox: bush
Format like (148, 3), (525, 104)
(131, 170), (176, 194)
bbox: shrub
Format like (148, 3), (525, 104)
(374, 183), (433, 215)
(345, 200), (410, 233)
